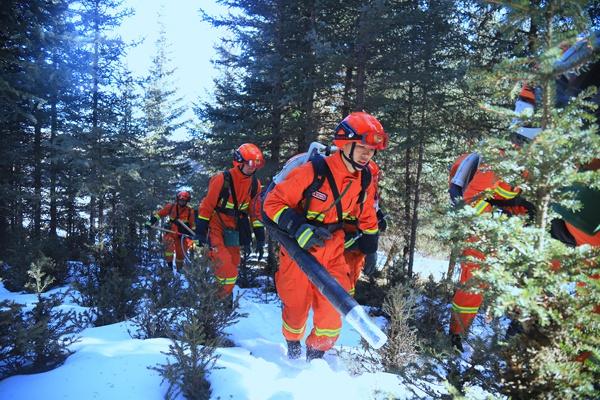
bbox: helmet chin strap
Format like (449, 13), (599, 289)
(238, 163), (255, 176)
(341, 142), (366, 171)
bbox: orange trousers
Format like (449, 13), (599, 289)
(450, 247), (486, 335)
(208, 220), (240, 297)
(163, 233), (192, 270)
(275, 231), (351, 351)
(344, 249), (365, 296)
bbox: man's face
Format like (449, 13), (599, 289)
(343, 142), (375, 168)
(241, 163), (257, 175)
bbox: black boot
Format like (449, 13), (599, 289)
(306, 346), (325, 361)
(505, 318), (524, 339)
(287, 340), (301, 360)
(450, 333), (464, 352)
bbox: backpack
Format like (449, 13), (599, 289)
(216, 171), (259, 216)
(213, 170), (259, 246)
(263, 142), (372, 230)
(449, 152), (480, 203)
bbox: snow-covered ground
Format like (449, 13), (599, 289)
(0, 251), (461, 400)
(412, 253), (450, 281)
(0, 278), (444, 400)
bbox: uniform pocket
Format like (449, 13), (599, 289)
(223, 229), (240, 247)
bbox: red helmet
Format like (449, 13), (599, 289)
(176, 191), (191, 201)
(234, 143), (265, 169)
(333, 112), (389, 151)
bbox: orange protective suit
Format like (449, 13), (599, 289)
(198, 167), (262, 296)
(263, 152), (379, 351)
(343, 161), (382, 296)
(449, 153), (528, 335)
(154, 203), (196, 270)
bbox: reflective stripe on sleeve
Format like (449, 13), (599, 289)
(297, 228), (314, 248)
(273, 206), (289, 224)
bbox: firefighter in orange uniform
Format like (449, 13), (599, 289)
(343, 160), (387, 295)
(196, 143), (265, 297)
(447, 86), (536, 350)
(263, 112), (388, 361)
(146, 191), (196, 271)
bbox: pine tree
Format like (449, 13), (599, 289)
(0, 256), (84, 378)
(151, 249), (244, 399)
(442, 1), (600, 397)
(74, 0), (133, 239)
(130, 261), (185, 339)
(0, 0), (80, 282)
(140, 16), (192, 206)
(73, 236), (141, 326)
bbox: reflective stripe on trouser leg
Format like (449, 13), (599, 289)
(209, 241), (241, 297)
(276, 249), (312, 342)
(450, 259), (483, 335)
(344, 249), (365, 297)
(305, 249), (351, 352)
(164, 234), (176, 264)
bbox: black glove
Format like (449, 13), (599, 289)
(487, 195), (535, 222)
(376, 209), (387, 232)
(195, 218), (209, 246)
(276, 208), (304, 235)
(294, 223), (332, 250)
(253, 226), (265, 261)
(145, 214), (158, 229)
(358, 232), (379, 254)
(362, 252), (378, 277)
(344, 231), (360, 250)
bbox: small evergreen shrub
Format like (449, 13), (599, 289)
(0, 260), (85, 379)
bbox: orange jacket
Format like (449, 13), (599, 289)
(343, 160), (381, 237)
(198, 166), (263, 229)
(263, 152), (379, 235)
(450, 153), (526, 216)
(154, 203), (196, 234)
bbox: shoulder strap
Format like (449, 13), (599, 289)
(250, 175), (258, 199)
(303, 156), (343, 224)
(321, 160), (344, 224)
(219, 171), (256, 213)
(228, 171), (240, 211)
(302, 155), (327, 214)
(357, 167), (372, 205)
(218, 171), (232, 210)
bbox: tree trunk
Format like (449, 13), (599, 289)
(89, 4), (100, 240)
(33, 106), (43, 239)
(408, 129), (425, 277)
(299, 1), (317, 152)
(402, 84), (414, 277)
(447, 247), (458, 281)
(49, 90), (58, 238)
(354, 10), (368, 111)
(270, 0), (285, 168)
(341, 65), (354, 117)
